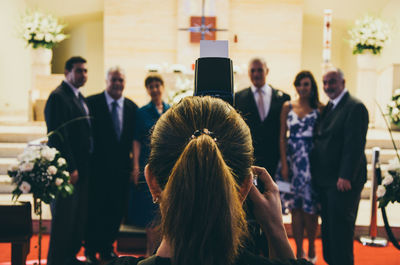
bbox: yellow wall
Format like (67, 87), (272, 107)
(301, 14), (357, 104)
(104, 0), (303, 106)
(380, 0), (400, 72)
(52, 13), (104, 97)
(0, 0), (30, 120)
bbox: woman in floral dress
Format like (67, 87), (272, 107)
(275, 71), (321, 263)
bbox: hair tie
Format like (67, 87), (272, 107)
(190, 128), (217, 142)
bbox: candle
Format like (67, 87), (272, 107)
(323, 9), (332, 63)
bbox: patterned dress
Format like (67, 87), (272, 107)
(275, 103), (319, 214)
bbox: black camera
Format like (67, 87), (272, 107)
(193, 56), (234, 106)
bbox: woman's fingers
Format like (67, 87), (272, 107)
(251, 166), (279, 194)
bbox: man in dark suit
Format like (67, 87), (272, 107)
(45, 56), (91, 265)
(85, 66), (138, 264)
(235, 58), (290, 256)
(235, 58), (290, 178)
(311, 68), (369, 265)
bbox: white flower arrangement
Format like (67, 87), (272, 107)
(8, 144), (73, 203)
(348, 15), (390, 55)
(20, 10), (68, 49)
(387, 88), (400, 128)
(167, 75), (194, 105)
(377, 158), (400, 208)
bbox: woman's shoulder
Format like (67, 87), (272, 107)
(235, 250), (312, 265)
(282, 101), (292, 113)
(139, 102), (154, 112)
(107, 256), (142, 265)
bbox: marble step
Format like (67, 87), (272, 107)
(0, 157), (17, 175)
(0, 174), (14, 193)
(0, 143), (27, 158)
(365, 148), (398, 164)
(0, 123), (46, 143)
(365, 128), (400, 149)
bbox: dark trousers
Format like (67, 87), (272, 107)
(85, 171), (128, 254)
(47, 169), (89, 265)
(319, 185), (362, 265)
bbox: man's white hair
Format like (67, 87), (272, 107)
(106, 66), (126, 80)
(324, 67), (344, 80)
(248, 57), (268, 69)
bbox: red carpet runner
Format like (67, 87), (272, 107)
(0, 235), (399, 265)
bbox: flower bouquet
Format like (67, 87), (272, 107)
(377, 158), (400, 208)
(348, 15), (390, 55)
(387, 88), (400, 128)
(20, 10), (68, 49)
(8, 144), (73, 265)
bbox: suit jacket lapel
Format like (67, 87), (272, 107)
(324, 92), (349, 121)
(61, 81), (87, 116)
(245, 87), (262, 122)
(266, 88), (279, 120)
(120, 98), (130, 141)
(100, 92), (120, 141)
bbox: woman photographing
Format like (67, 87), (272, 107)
(114, 96), (310, 265)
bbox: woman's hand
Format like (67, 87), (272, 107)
(248, 166), (283, 229)
(248, 166), (295, 260)
(69, 170), (79, 185)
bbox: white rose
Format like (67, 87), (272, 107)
(20, 162), (34, 172)
(44, 33), (54, 43)
(394, 89), (400, 97)
(19, 181), (31, 194)
(41, 147), (57, 161)
(63, 171), (70, 177)
(47, 165), (57, 175)
(392, 108), (399, 115)
(54, 34), (66, 43)
(34, 33), (44, 41)
(55, 178), (64, 186)
(23, 32), (32, 41)
(376, 185), (386, 198)
(387, 158), (400, 171)
(382, 174), (394, 186)
(389, 101), (396, 108)
(57, 158), (66, 166)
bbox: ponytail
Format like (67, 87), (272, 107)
(148, 96), (254, 265)
(161, 134), (247, 265)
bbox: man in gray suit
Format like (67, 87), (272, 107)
(311, 68), (369, 265)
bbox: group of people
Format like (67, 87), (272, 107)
(235, 58), (369, 265)
(44, 55), (368, 265)
(44, 56), (169, 265)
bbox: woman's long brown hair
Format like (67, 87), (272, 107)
(148, 96), (254, 265)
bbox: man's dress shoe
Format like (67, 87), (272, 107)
(65, 257), (88, 265)
(100, 251), (118, 261)
(85, 252), (98, 265)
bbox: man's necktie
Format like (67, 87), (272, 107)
(323, 101), (334, 117)
(257, 87), (265, 121)
(78, 93), (93, 152)
(78, 93), (89, 116)
(111, 101), (121, 140)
